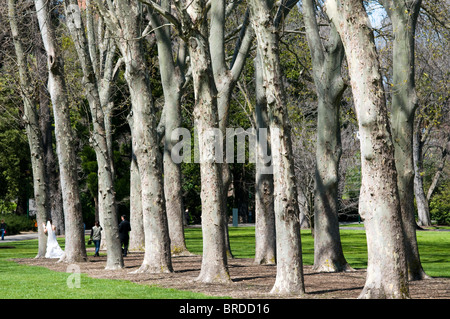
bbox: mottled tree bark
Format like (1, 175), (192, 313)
(248, 0), (305, 295)
(35, 27), (64, 236)
(94, 0), (172, 273)
(173, 0), (231, 283)
(34, 0), (87, 263)
(64, 0), (123, 270)
(326, 0), (409, 298)
(9, 0), (49, 258)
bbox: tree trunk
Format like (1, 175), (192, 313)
(129, 148), (145, 251)
(34, 0), (87, 263)
(210, 0), (254, 259)
(191, 35), (231, 283)
(149, 5), (189, 256)
(128, 55), (172, 271)
(413, 122), (431, 226)
(8, 0), (49, 258)
(326, 0), (409, 299)
(64, 0), (123, 270)
(93, 0), (173, 273)
(380, 0), (429, 281)
(34, 22), (64, 236)
(126, 61), (172, 273)
(248, 0), (305, 295)
(303, 0), (351, 272)
(171, 0), (231, 284)
(426, 134), (449, 201)
(121, 4), (172, 273)
(254, 52), (276, 266)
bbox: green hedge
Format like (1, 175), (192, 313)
(430, 184), (450, 226)
(0, 214), (36, 235)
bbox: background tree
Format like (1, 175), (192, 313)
(148, 0), (189, 255)
(378, 0), (428, 281)
(413, 0), (449, 227)
(64, 0), (123, 269)
(303, 0), (351, 272)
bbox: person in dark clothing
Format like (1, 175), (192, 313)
(0, 220), (6, 240)
(118, 215), (131, 256)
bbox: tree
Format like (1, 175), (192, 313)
(210, 0), (253, 259)
(254, 51), (276, 265)
(248, 0), (305, 295)
(325, 0), (409, 298)
(253, 0), (302, 266)
(412, 0), (449, 227)
(34, 0), (87, 263)
(93, 0), (172, 273)
(379, 0), (429, 281)
(7, 0), (49, 258)
(144, 0), (254, 282)
(63, 0), (123, 270)
(171, 0), (231, 283)
(303, 0), (351, 272)
(148, 0), (189, 255)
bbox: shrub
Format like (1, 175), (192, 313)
(0, 214), (36, 235)
(429, 183), (450, 226)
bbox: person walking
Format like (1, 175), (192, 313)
(90, 221), (102, 257)
(0, 220), (6, 240)
(118, 215), (131, 257)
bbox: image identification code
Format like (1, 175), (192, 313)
(179, 303), (270, 316)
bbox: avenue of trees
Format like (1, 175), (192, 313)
(0, 0), (448, 298)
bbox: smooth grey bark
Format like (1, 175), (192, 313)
(303, 0), (351, 272)
(34, 0), (87, 263)
(326, 0), (409, 299)
(64, 0), (123, 269)
(254, 51), (276, 265)
(148, 1), (189, 256)
(426, 134), (449, 201)
(8, 0), (49, 258)
(413, 119), (431, 226)
(210, 1), (254, 259)
(380, 0), (428, 281)
(248, 0), (305, 295)
(94, 0), (172, 273)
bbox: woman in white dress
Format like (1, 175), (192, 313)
(43, 220), (65, 259)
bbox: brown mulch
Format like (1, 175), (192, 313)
(13, 249), (450, 299)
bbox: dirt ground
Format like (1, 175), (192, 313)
(14, 249), (450, 299)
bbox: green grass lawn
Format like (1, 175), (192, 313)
(185, 226), (450, 276)
(1, 226), (449, 299)
(0, 238), (216, 299)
